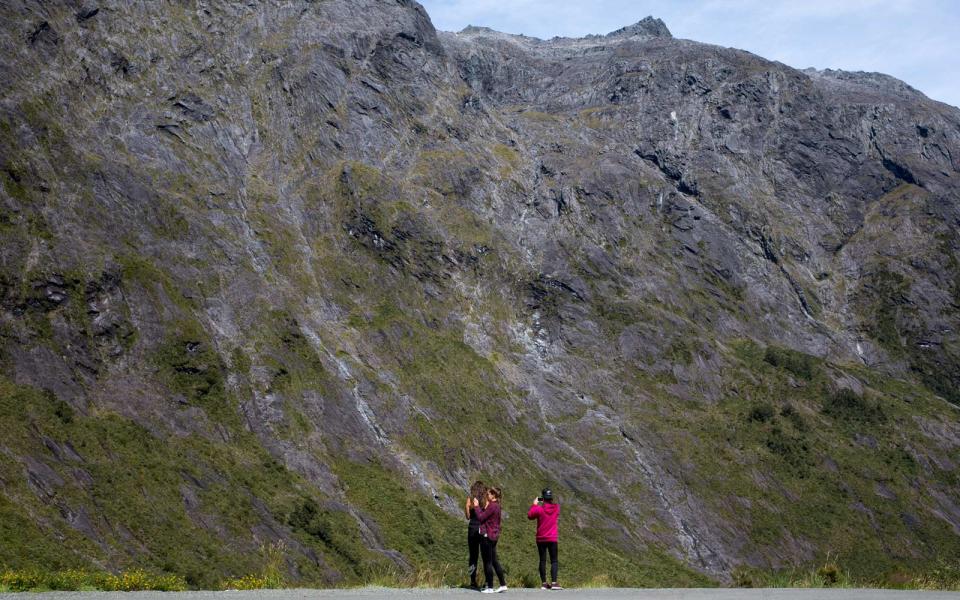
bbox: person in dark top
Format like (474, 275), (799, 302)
(528, 488), (561, 590)
(473, 486), (507, 593)
(465, 480), (487, 589)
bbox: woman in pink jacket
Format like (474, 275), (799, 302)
(527, 488), (561, 590)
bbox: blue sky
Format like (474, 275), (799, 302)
(419, 0), (960, 109)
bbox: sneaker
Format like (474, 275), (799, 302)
(481, 588), (496, 594)
(540, 583), (552, 590)
(496, 585), (508, 593)
(550, 583), (563, 590)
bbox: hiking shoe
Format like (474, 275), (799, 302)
(550, 583), (563, 590)
(481, 588), (496, 594)
(496, 585), (508, 593)
(540, 583), (552, 589)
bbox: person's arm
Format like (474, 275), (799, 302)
(528, 501), (542, 520)
(475, 501), (495, 522)
(465, 497), (472, 520)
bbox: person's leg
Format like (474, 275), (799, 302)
(490, 539), (506, 587)
(549, 542), (559, 584)
(468, 530), (481, 587)
(480, 537), (494, 588)
(536, 541), (548, 583)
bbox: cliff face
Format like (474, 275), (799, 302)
(1, 0), (959, 587)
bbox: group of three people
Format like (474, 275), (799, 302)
(465, 481), (562, 593)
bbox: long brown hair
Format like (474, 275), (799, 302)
(487, 486), (502, 503)
(470, 480), (487, 501)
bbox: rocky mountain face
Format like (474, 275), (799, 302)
(1, 0), (959, 587)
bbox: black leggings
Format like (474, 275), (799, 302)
(467, 528), (483, 585)
(480, 537), (506, 588)
(537, 541), (558, 583)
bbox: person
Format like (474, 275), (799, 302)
(465, 480), (487, 589)
(473, 486), (507, 593)
(527, 488), (561, 590)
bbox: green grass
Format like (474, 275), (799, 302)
(0, 569), (187, 592)
(0, 375), (331, 588)
(734, 558), (960, 590)
(657, 338), (960, 582)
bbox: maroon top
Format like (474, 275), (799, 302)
(474, 501), (502, 541)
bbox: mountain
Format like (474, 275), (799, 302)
(1, 0), (959, 587)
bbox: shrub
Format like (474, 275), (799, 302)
(763, 346), (817, 380)
(731, 566), (755, 588)
(0, 570), (43, 592)
(220, 574), (269, 590)
(747, 403), (775, 423)
(817, 562), (841, 585)
(822, 388), (885, 423)
(48, 569), (95, 590)
(0, 569), (185, 592)
(515, 571), (540, 588)
(766, 426), (811, 474)
(219, 542), (286, 590)
(780, 404), (807, 432)
(101, 570), (187, 592)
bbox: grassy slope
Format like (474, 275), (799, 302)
(3, 151), (959, 588)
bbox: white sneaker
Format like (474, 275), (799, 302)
(496, 585), (508, 593)
(481, 588), (496, 594)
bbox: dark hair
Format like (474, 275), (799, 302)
(470, 480), (487, 500)
(488, 486), (502, 501)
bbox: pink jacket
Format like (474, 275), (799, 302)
(527, 502), (559, 542)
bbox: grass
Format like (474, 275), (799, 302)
(733, 558), (960, 590)
(661, 337), (960, 582)
(0, 569), (187, 592)
(0, 374), (335, 588)
(219, 542), (286, 590)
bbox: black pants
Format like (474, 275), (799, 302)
(537, 541), (558, 583)
(480, 536), (506, 588)
(467, 528), (483, 585)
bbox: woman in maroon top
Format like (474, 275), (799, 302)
(473, 486), (507, 593)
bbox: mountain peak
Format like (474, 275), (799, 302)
(605, 16), (672, 40)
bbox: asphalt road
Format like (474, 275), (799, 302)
(2, 589), (958, 600)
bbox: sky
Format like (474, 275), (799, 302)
(418, 0), (960, 109)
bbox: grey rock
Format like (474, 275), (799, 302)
(0, 0), (958, 586)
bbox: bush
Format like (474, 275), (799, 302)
(764, 346), (817, 380)
(780, 404), (807, 432)
(220, 574), (270, 590)
(0, 570), (43, 592)
(731, 566), (755, 588)
(766, 426), (811, 474)
(0, 569), (185, 592)
(747, 403), (775, 423)
(817, 562), (841, 585)
(219, 542), (286, 590)
(48, 569), (95, 590)
(822, 388), (885, 423)
(101, 570), (187, 591)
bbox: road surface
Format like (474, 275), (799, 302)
(2, 589), (958, 599)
